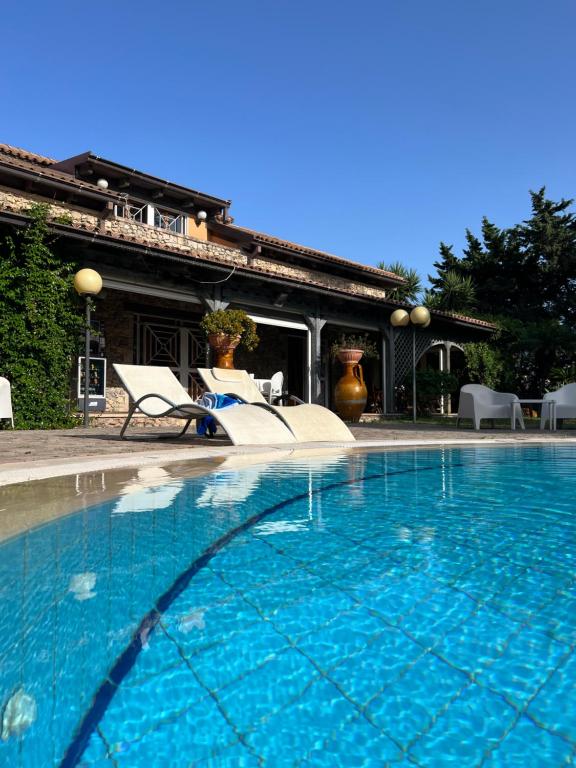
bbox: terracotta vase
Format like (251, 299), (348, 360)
(334, 349), (367, 422)
(208, 333), (241, 369)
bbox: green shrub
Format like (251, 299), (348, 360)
(0, 204), (81, 428)
(401, 369), (459, 414)
(463, 341), (505, 390)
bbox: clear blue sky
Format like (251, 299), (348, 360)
(2, 1), (575, 283)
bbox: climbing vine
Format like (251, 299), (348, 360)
(0, 204), (81, 428)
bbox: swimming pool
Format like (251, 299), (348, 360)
(1, 445), (575, 766)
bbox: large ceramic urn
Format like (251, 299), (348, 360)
(334, 349), (368, 422)
(208, 333), (241, 369)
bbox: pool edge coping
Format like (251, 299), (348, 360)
(3, 435), (576, 487)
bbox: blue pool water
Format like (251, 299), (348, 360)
(1, 445), (576, 767)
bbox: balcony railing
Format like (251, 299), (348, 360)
(115, 203), (186, 234)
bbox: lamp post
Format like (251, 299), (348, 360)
(390, 306), (431, 423)
(74, 268), (103, 427)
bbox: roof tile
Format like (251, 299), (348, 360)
(0, 144), (56, 167)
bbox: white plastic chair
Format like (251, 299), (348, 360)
(456, 384), (525, 431)
(261, 371), (284, 404)
(540, 383), (576, 430)
(0, 377), (14, 428)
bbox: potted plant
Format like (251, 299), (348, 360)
(330, 334), (379, 365)
(200, 309), (259, 369)
(330, 334), (379, 422)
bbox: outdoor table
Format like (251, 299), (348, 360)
(511, 399), (556, 432)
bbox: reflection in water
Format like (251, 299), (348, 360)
(196, 466), (263, 508)
(112, 467), (185, 515)
(255, 519), (309, 536)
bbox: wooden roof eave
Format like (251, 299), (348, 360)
(208, 221), (405, 290)
(0, 158), (122, 207)
(52, 153), (230, 212)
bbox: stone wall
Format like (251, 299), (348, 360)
(0, 186), (389, 301)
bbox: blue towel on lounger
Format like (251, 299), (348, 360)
(196, 393), (242, 437)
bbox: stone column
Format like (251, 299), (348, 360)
(305, 316), (326, 405)
(444, 342), (453, 414)
(383, 326), (396, 413)
(379, 329), (388, 415)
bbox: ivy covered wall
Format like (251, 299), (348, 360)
(0, 204), (81, 428)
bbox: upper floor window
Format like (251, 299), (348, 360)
(114, 202), (187, 235)
(154, 207), (186, 235)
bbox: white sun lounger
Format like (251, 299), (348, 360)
(197, 367), (355, 442)
(113, 364), (296, 445)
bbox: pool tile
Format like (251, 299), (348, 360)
(123, 624), (187, 685)
(80, 730), (112, 764)
(303, 544), (379, 582)
(328, 625), (425, 707)
(296, 606), (388, 671)
(409, 683), (517, 765)
(453, 556), (526, 602)
(210, 546), (296, 591)
(108, 693), (238, 766)
(191, 619), (288, 691)
(246, 677), (361, 761)
(240, 568), (325, 615)
(435, 605), (519, 675)
(363, 571), (439, 626)
(99, 660), (209, 743)
(527, 651), (576, 742)
(366, 652), (469, 748)
(268, 586), (356, 639)
(0, 732), (21, 768)
(488, 569), (565, 622)
(261, 529), (350, 564)
(332, 553), (404, 595)
(217, 647), (319, 731)
(195, 742), (260, 767)
(302, 714), (405, 766)
(484, 714), (574, 766)
(477, 625), (569, 709)
(400, 586), (477, 648)
(529, 583), (576, 645)
(214, 534), (272, 564)
(175, 565), (235, 608)
(165, 592), (262, 656)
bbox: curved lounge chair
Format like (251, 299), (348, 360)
(113, 364), (296, 445)
(456, 384), (525, 431)
(540, 383), (576, 430)
(197, 367), (355, 442)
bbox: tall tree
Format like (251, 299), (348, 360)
(427, 242), (462, 292)
(427, 188), (576, 394)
